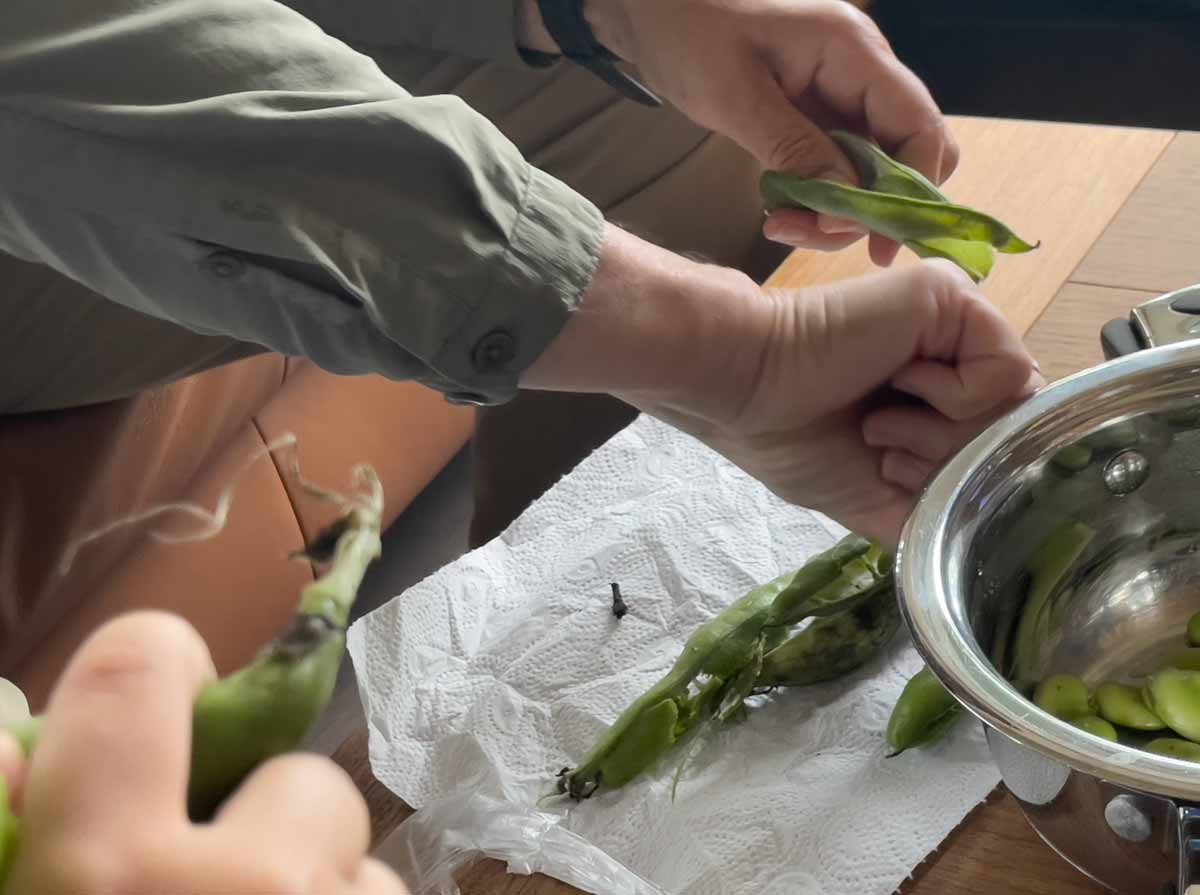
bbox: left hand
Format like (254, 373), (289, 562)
(577, 0), (959, 266)
(626, 258), (1043, 546)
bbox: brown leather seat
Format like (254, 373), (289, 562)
(1, 356), (473, 709)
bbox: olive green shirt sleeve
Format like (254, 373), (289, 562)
(0, 0), (604, 405)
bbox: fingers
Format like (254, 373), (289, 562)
(865, 353), (1046, 495)
(880, 449), (935, 493)
(351, 857), (413, 895)
(216, 752), (371, 880)
(25, 611), (215, 831)
(764, 208), (863, 251)
(868, 233), (901, 267)
(863, 404), (975, 465)
(733, 66), (860, 181)
(890, 264), (1036, 421)
(802, 5), (955, 186)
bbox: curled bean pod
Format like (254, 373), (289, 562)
(759, 129), (1042, 283)
(762, 536), (880, 628)
(886, 665), (964, 756)
(707, 534), (873, 680)
(829, 129), (948, 202)
(757, 577), (900, 688)
(905, 237), (995, 283)
(759, 177), (1038, 255)
(1095, 681), (1165, 731)
(826, 130), (998, 282)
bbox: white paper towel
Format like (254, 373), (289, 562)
(349, 414), (1001, 895)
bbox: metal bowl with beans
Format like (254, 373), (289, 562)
(897, 330), (1200, 895)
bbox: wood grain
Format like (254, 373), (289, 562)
(336, 119), (1181, 895)
(1073, 132), (1200, 295)
(765, 117), (1173, 335)
(1024, 283), (1159, 383)
(899, 788), (1104, 895)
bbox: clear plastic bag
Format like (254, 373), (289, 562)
(372, 781), (668, 895)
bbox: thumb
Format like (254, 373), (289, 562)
(734, 72), (857, 181)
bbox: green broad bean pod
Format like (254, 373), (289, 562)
(557, 534), (891, 800)
(759, 130), (1039, 283)
(703, 534), (874, 681)
(829, 129), (948, 202)
(759, 178), (1037, 255)
(592, 697), (682, 790)
(886, 664), (964, 756)
(906, 237), (997, 284)
(0, 466), (385, 886)
(1011, 520), (1096, 689)
(756, 577), (900, 688)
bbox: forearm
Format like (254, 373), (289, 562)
(521, 223), (769, 425)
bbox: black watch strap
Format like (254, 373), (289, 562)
(534, 0), (661, 107)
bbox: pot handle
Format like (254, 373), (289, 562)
(1101, 283), (1200, 360)
(1100, 317), (1147, 360)
(1181, 806), (1200, 895)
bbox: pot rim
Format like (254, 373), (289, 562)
(898, 338), (1200, 801)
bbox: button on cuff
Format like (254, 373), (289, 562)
(471, 329), (517, 373)
(202, 251), (245, 279)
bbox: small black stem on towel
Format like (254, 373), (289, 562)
(610, 582), (628, 619)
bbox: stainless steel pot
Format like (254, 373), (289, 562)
(897, 285), (1200, 895)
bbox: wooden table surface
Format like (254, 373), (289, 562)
(333, 116), (1200, 894)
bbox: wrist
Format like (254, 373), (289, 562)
(582, 0), (637, 61)
(520, 223), (769, 425)
(515, 0), (637, 62)
(515, 0), (558, 53)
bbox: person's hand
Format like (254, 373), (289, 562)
(523, 226), (1041, 546)
(0, 611), (407, 895)
(519, 0), (958, 266)
(644, 259), (1042, 545)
